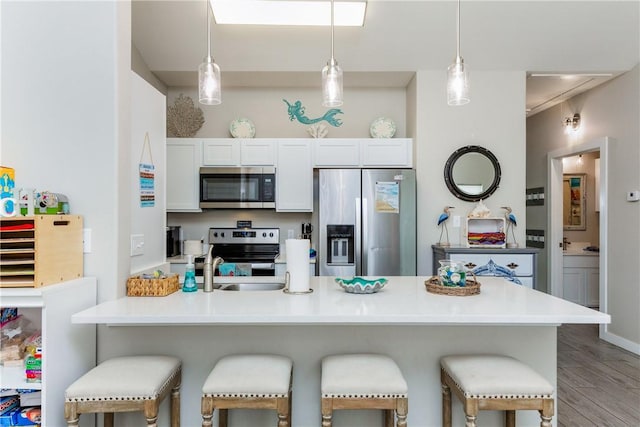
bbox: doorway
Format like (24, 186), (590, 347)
(548, 137), (610, 339)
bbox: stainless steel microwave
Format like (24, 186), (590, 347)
(199, 167), (276, 209)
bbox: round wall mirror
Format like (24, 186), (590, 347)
(444, 145), (501, 202)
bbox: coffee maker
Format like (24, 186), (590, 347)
(301, 223), (313, 242)
(166, 226), (182, 257)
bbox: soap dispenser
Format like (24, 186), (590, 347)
(182, 254), (198, 292)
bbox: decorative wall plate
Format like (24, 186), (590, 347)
(229, 118), (256, 138)
(369, 117), (396, 138)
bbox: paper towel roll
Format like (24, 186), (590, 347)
(184, 240), (203, 256)
(286, 239), (310, 293)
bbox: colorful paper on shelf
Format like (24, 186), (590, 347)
(0, 166), (16, 217)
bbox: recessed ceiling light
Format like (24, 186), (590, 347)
(210, 1), (367, 26)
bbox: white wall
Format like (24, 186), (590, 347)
(167, 87), (406, 138)
(1, 0), (132, 303)
(415, 70), (527, 275)
(527, 64), (640, 351)
(130, 72), (167, 273)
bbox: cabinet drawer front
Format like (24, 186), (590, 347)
(449, 253), (533, 276)
(563, 255), (599, 268)
(314, 139), (360, 166)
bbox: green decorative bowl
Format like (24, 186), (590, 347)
(335, 277), (388, 294)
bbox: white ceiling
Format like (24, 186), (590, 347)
(132, 0), (639, 116)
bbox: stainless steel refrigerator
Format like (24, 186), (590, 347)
(317, 169), (416, 277)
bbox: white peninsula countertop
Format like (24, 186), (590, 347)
(72, 276), (609, 326)
(74, 276), (609, 427)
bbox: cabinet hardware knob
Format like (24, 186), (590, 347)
(465, 263), (477, 269)
(507, 262), (519, 269)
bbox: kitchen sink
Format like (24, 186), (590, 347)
(216, 282), (285, 291)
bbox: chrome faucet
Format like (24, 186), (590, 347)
(203, 244), (224, 292)
(562, 237), (571, 251)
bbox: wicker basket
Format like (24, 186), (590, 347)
(126, 274), (180, 297)
(424, 276), (481, 296)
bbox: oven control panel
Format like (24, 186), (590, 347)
(209, 228), (279, 245)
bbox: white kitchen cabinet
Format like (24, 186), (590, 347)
(202, 138), (240, 166)
(167, 138), (202, 211)
(240, 139), (276, 166)
(362, 138), (412, 167)
(432, 245), (539, 289)
(276, 139), (313, 212)
(563, 255), (599, 307)
(313, 139), (360, 167)
(202, 138), (276, 166)
(0, 278), (96, 426)
(312, 138), (413, 168)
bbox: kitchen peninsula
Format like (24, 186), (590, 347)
(73, 277), (609, 427)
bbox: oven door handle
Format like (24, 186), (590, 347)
(250, 263), (275, 270)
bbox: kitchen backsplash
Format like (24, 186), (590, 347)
(168, 210), (315, 250)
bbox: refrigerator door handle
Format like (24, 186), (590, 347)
(355, 197), (362, 276)
(361, 198), (368, 275)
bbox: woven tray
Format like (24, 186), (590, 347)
(127, 274), (180, 297)
(424, 276), (481, 296)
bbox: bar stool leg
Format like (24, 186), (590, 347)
(441, 383), (452, 427)
(64, 402), (79, 427)
(201, 396), (213, 427)
(218, 409), (228, 427)
(384, 409), (394, 427)
(171, 381), (181, 427)
(397, 398), (408, 427)
(540, 399), (554, 427)
(321, 398), (333, 427)
(506, 410), (516, 427)
(277, 396), (289, 427)
(465, 414), (477, 427)
(144, 400), (159, 427)
(104, 412), (114, 427)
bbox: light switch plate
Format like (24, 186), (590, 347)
(83, 229), (91, 253)
(452, 215), (461, 228)
(131, 234), (144, 256)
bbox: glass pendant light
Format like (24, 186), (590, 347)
(447, 0), (469, 106)
(322, 0), (343, 107)
(199, 0), (221, 105)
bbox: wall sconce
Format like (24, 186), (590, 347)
(563, 113), (581, 132)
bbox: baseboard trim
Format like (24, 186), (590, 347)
(601, 329), (640, 355)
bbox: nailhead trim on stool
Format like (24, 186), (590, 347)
(201, 354), (293, 427)
(440, 354), (554, 427)
(64, 355), (182, 427)
(321, 354), (408, 427)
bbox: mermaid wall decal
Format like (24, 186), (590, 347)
(282, 99), (343, 127)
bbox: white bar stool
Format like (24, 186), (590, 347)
(440, 354), (554, 427)
(201, 354), (293, 427)
(64, 355), (182, 427)
(321, 353), (408, 427)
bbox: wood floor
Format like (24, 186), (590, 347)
(557, 324), (640, 427)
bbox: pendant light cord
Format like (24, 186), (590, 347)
(456, 0), (461, 59)
(330, 0), (335, 63)
(206, 0), (212, 60)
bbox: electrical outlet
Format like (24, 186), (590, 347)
(287, 229), (295, 239)
(627, 190), (640, 202)
(83, 229), (91, 253)
(131, 234), (144, 256)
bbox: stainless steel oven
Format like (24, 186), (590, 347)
(199, 167), (275, 209)
(196, 227), (280, 277)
